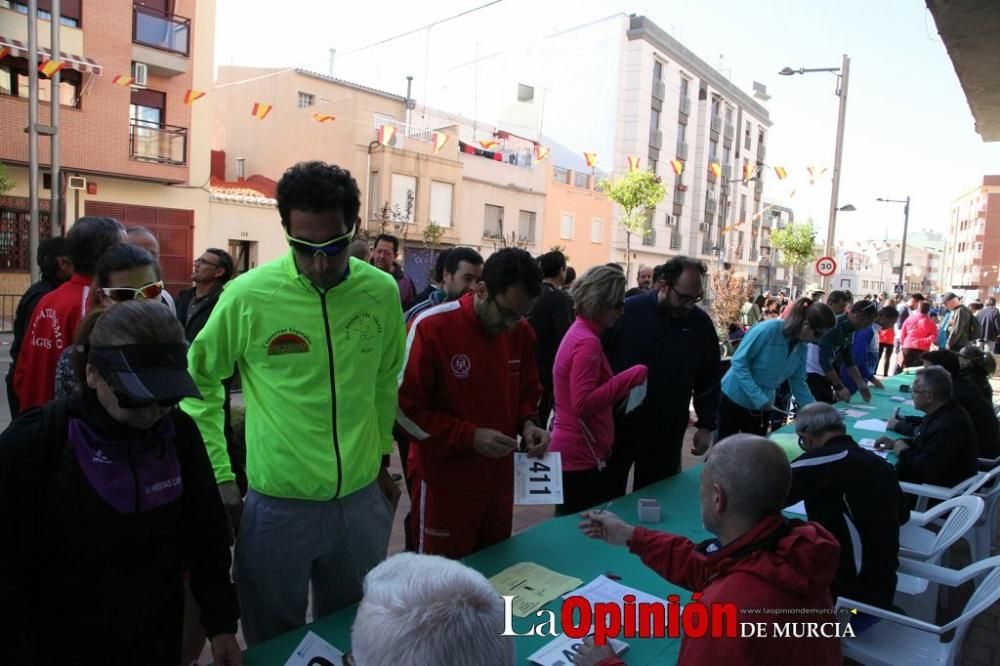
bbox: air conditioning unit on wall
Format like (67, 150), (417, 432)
(131, 62), (148, 88)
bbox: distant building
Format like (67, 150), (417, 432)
(942, 175), (1000, 302)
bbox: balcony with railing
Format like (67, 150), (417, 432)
(710, 115), (722, 134)
(129, 119), (187, 165)
(649, 129), (663, 148)
(724, 122), (735, 141)
(670, 231), (682, 250)
(702, 239), (714, 255)
(553, 167), (571, 184)
(676, 141), (688, 160)
(642, 227), (656, 246)
(652, 79), (666, 100)
(705, 195), (718, 214)
(132, 3), (190, 76)
(757, 144), (766, 161)
(679, 97), (691, 116)
(674, 188), (686, 206)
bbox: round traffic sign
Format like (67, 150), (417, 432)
(815, 256), (837, 277)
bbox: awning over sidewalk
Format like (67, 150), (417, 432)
(0, 35), (102, 75)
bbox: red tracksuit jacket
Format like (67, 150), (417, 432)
(13, 273), (92, 411)
(397, 292), (541, 496)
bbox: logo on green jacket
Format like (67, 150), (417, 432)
(345, 312), (383, 353)
(266, 329), (311, 355)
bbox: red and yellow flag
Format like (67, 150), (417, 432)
(670, 159), (684, 176)
(377, 125), (397, 146)
(479, 139), (498, 150)
(251, 102), (273, 120)
(112, 75), (134, 87)
(774, 166), (788, 180)
(0, 46), (11, 60)
(184, 89), (206, 105)
(743, 163), (754, 184)
(432, 132), (448, 154)
(583, 152), (598, 168)
(627, 156), (640, 172)
(38, 59), (65, 77)
(709, 162), (722, 179)
(534, 145), (550, 163)
(312, 113), (336, 123)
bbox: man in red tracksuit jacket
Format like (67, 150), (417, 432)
(13, 216), (125, 411)
(397, 248), (548, 558)
(578, 434), (842, 666)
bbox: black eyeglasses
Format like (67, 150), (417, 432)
(194, 257), (219, 267)
(669, 285), (704, 305)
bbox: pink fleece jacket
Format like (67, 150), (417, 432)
(549, 317), (647, 472)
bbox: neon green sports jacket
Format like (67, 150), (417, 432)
(181, 252), (405, 501)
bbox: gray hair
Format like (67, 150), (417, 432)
(916, 365), (953, 402)
(704, 435), (791, 523)
(569, 265), (626, 320)
(351, 553), (515, 666)
(794, 402), (845, 437)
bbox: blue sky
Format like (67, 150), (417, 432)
(215, 0), (1000, 243)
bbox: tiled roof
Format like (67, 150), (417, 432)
(209, 177), (276, 207)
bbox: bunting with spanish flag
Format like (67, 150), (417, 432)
(534, 145), (550, 163)
(583, 152), (598, 168)
(670, 159), (684, 176)
(184, 89), (206, 105)
(312, 113), (336, 123)
(112, 75), (134, 88)
(432, 132), (448, 154)
(479, 139), (498, 150)
(774, 166), (787, 180)
(709, 162), (722, 179)
(38, 59), (65, 77)
(251, 102), (273, 120)
(377, 125), (397, 146)
(627, 156), (640, 172)
(0, 46), (9, 61)
(743, 163), (754, 184)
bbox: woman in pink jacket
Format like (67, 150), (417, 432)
(550, 265), (647, 516)
(899, 300), (938, 368)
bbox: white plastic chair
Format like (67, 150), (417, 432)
(895, 496), (984, 620)
(903, 467), (1000, 562)
(900, 472), (985, 512)
(839, 555), (1000, 666)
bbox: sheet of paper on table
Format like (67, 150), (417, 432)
(625, 380), (647, 414)
(564, 575), (672, 610)
(528, 633), (629, 666)
(842, 409), (869, 418)
(852, 404), (876, 410)
(514, 452), (564, 505)
(284, 630), (345, 666)
(489, 562), (583, 617)
(891, 396), (906, 402)
(855, 418), (888, 433)
(784, 500), (807, 516)
(858, 438), (890, 459)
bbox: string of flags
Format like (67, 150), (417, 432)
(627, 156), (641, 172)
(38, 58), (66, 77)
(184, 89), (206, 105)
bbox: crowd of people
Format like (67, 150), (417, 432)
(1, 159), (997, 665)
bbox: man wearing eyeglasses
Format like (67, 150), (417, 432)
(176, 249), (235, 343)
(397, 248), (548, 559)
(181, 161), (406, 645)
(603, 256), (722, 493)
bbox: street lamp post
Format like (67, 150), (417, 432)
(877, 196), (911, 294)
(779, 54), (851, 293)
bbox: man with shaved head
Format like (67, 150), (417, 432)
(577, 435), (841, 665)
(789, 403), (908, 610)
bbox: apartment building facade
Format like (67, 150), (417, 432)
(542, 163), (614, 274)
(942, 175), (1000, 302)
(0, 0), (215, 294)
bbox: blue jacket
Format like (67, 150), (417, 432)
(840, 325), (876, 393)
(721, 319), (815, 410)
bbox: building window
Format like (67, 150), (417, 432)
(519, 210), (536, 242)
(649, 158), (657, 175)
(3, 0), (82, 26)
(0, 57), (81, 108)
(709, 139), (718, 163)
(484, 204), (503, 237)
(711, 96), (721, 117)
(560, 212), (575, 240)
(517, 83), (534, 103)
(574, 172), (589, 188)
(679, 76), (689, 99)
(650, 108), (660, 132)
(591, 218), (603, 243)
(390, 174), (417, 224)
(297, 91), (315, 108)
(429, 181), (453, 228)
(653, 60), (663, 82)
(744, 122), (752, 150)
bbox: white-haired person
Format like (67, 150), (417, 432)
(549, 265), (647, 516)
(350, 553), (514, 666)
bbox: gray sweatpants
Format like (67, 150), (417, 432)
(233, 481), (394, 645)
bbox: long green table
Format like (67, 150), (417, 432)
(243, 375), (922, 665)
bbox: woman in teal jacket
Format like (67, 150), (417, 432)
(718, 297), (836, 437)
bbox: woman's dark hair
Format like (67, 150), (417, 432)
(764, 297), (780, 314)
(481, 248), (542, 299)
(276, 161), (361, 230)
(754, 295), (766, 309)
(563, 266), (576, 287)
(920, 349), (960, 377)
(94, 244), (156, 292)
(918, 301), (931, 314)
(67, 216), (124, 276)
(783, 298), (835, 340)
(205, 248), (235, 284)
(72, 301), (185, 385)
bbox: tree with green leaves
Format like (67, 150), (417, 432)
(0, 163), (14, 195)
(768, 220), (817, 297)
(599, 170), (666, 277)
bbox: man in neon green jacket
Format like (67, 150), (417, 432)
(182, 161), (405, 645)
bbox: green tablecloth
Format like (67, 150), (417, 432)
(243, 375), (923, 665)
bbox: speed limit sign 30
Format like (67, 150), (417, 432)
(815, 256), (837, 277)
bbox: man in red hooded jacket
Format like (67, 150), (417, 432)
(577, 434), (842, 666)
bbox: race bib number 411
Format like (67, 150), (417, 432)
(514, 452), (564, 505)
